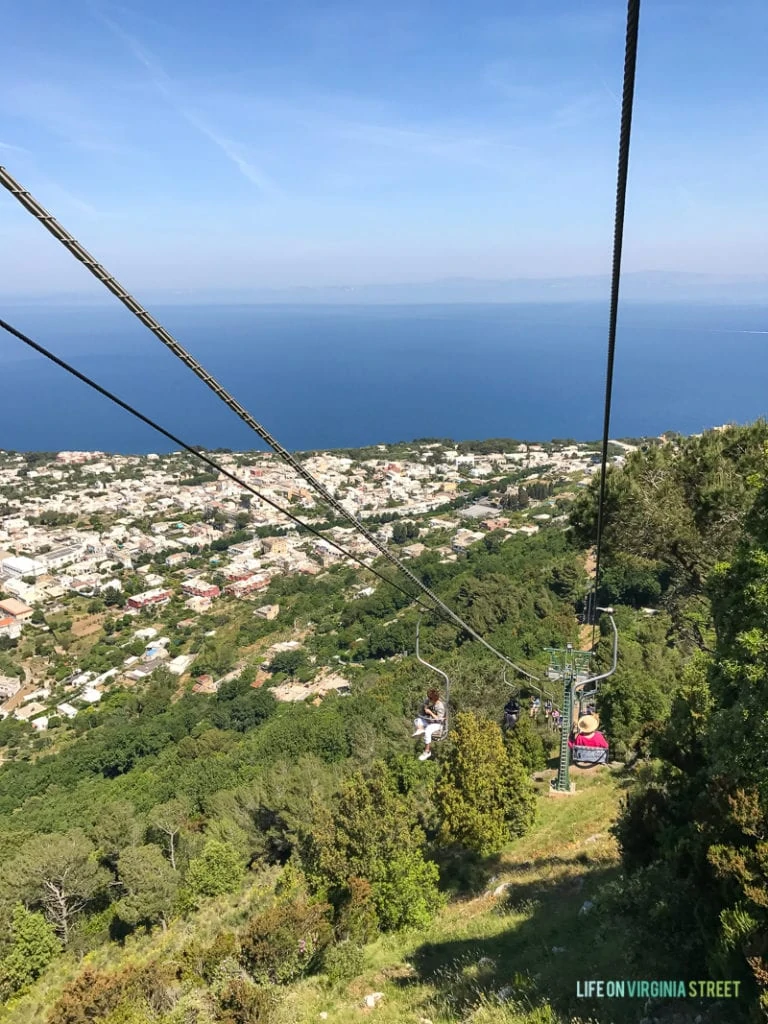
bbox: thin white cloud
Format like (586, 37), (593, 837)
(0, 146), (98, 217)
(597, 74), (621, 110)
(176, 107), (278, 195)
(95, 8), (280, 198)
(41, 184), (98, 218)
(0, 81), (132, 158)
(552, 93), (608, 130)
(483, 61), (615, 133)
(216, 89), (531, 178)
(327, 118), (523, 170)
(0, 141), (32, 155)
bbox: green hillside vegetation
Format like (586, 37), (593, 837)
(1, 423), (768, 1022)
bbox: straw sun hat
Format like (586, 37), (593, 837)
(577, 714), (600, 736)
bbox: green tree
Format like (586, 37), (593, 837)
(609, 454), (768, 1012)
(0, 904), (61, 1000)
(504, 711), (547, 775)
(103, 586), (124, 608)
(268, 649), (306, 678)
(1, 831), (110, 944)
(183, 839), (243, 905)
(90, 801), (143, 868)
(302, 766), (442, 931)
(570, 422), (768, 629)
(194, 641), (236, 679)
(435, 712), (536, 856)
(148, 796), (191, 870)
(452, 574), (519, 636)
(548, 560), (587, 602)
(595, 608), (681, 750)
(116, 845), (179, 931)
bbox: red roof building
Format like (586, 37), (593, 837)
(181, 579), (220, 599)
(224, 575), (268, 598)
(127, 588), (172, 610)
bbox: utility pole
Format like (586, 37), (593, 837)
(546, 644), (594, 794)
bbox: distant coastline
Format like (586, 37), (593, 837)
(4, 270), (768, 306)
(0, 431), (731, 460)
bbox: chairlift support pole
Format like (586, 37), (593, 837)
(548, 608), (618, 793)
(547, 644), (590, 794)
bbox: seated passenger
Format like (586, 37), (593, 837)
(413, 687), (446, 761)
(503, 697), (520, 728)
(567, 714), (608, 751)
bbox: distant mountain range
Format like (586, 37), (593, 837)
(5, 271), (768, 306)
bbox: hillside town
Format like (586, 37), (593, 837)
(0, 438), (629, 732)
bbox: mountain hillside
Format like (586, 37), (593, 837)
(1, 426), (766, 1023)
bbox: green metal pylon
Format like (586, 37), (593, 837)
(546, 644), (594, 793)
(556, 670), (573, 792)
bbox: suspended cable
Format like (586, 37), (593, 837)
(590, 0), (641, 645)
(0, 316), (432, 614)
(0, 167), (539, 682)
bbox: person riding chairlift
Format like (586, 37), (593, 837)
(567, 714), (608, 752)
(413, 687), (446, 761)
(503, 697), (520, 729)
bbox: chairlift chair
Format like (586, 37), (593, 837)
(570, 607), (617, 769)
(501, 669), (521, 728)
(415, 617), (450, 741)
(571, 745), (609, 767)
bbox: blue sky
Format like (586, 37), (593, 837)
(2, 0), (768, 295)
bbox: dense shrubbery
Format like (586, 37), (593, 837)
(571, 420), (768, 629)
(0, 905), (61, 1002)
(302, 764), (444, 932)
(503, 711), (547, 776)
(435, 712), (536, 856)
(592, 429), (768, 1016)
(240, 896), (333, 984)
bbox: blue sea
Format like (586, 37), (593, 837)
(0, 302), (766, 453)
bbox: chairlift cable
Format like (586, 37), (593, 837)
(590, 0), (641, 647)
(501, 665), (556, 705)
(0, 166), (540, 681)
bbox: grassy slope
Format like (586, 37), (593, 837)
(282, 768), (631, 1024)
(12, 765), (727, 1024)
(3, 769), (629, 1024)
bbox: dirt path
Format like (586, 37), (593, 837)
(584, 547), (596, 578)
(579, 622), (595, 650)
(578, 548), (597, 650)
